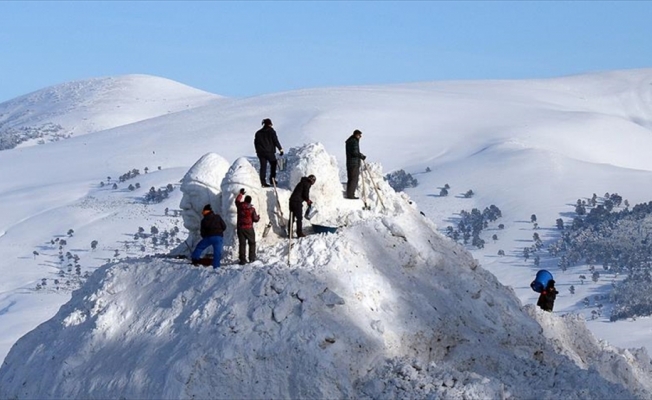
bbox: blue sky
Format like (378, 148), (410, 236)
(1, 1), (651, 102)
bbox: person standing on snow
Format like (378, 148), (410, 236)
(345, 129), (366, 199)
(254, 118), (284, 188)
(191, 204), (227, 269)
(289, 175), (316, 238)
(537, 279), (559, 312)
(235, 188), (260, 265)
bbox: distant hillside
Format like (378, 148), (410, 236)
(0, 74), (222, 150)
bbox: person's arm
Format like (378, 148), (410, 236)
(254, 132), (262, 153)
(252, 208), (260, 223)
(235, 189), (245, 206)
(200, 218), (207, 238)
(273, 129), (283, 154)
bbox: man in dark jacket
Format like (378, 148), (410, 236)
(345, 129), (366, 199)
(254, 118), (284, 188)
(191, 204), (227, 269)
(537, 279), (559, 312)
(289, 175), (316, 238)
(235, 188), (260, 265)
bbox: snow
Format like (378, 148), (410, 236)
(1, 70), (652, 398)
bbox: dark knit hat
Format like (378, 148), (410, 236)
(203, 204), (212, 212)
(353, 129), (362, 136)
(262, 118), (273, 126)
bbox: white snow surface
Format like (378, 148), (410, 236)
(2, 170), (651, 398)
(1, 70), (652, 398)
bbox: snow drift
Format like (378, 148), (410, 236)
(1, 144), (651, 399)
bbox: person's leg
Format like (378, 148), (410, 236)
(237, 229), (247, 264)
(290, 202), (304, 236)
(245, 228), (256, 262)
(258, 155), (268, 186)
(268, 154), (278, 184)
(346, 164), (359, 198)
(191, 238), (210, 261)
(210, 235), (224, 269)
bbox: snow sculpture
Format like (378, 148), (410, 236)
(220, 157), (269, 248)
(279, 143), (343, 226)
(176, 153), (230, 254)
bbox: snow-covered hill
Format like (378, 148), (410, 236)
(1, 70), (652, 397)
(0, 74), (221, 149)
(1, 146), (651, 398)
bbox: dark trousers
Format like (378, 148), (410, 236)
(289, 201), (303, 235)
(346, 163), (360, 198)
(258, 152), (278, 185)
(237, 228), (256, 263)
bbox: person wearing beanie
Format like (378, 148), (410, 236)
(345, 129), (366, 199)
(235, 188), (260, 265)
(254, 118), (284, 188)
(191, 204), (227, 269)
(288, 175), (316, 238)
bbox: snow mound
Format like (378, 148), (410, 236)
(0, 74), (221, 145)
(1, 146), (651, 399)
(175, 143), (402, 260)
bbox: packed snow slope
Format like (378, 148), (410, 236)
(1, 158), (651, 398)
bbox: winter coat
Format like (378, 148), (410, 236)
(200, 212), (227, 238)
(345, 134), (365, 167)
(290, 177), (313, 204)
(235, 193), (260, 229)
(254, 125), (283, 155)
(537, 287), (558, 312)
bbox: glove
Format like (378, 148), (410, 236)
(360, 154), (366, 160)
(279, 149), (284, 156)
(239, 188), (245, 195)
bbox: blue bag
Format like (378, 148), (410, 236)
(530, 270), (553, 293)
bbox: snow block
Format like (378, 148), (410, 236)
(530, 269), (553, 293)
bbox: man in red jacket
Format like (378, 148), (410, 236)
(235, 188), (261, 265)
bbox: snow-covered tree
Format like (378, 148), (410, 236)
(384, 169), (418, 192)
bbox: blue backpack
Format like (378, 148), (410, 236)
(531, 270), (553, 293)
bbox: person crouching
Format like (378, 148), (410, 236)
(191, 204), (227, 269)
